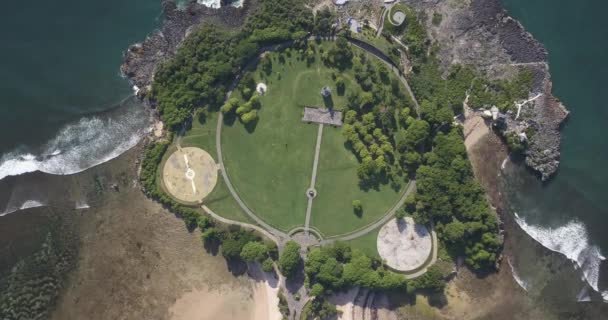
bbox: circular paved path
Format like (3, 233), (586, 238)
(162, 147), (218, 203)
(377, 217), (432, 272)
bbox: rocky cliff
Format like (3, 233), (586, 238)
(405, 0), (569, 180)
(121, 0), (254, 99)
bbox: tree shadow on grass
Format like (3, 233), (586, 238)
(225, 257), (248, 277)
(223, 112), (237, 127)
(244, 117), (259, 134)
(203, 238), (220, 256)
(323, 95), (334, 110)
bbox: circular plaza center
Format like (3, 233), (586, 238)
(377, 217), (432, 272)
(162, 147), (218, 203)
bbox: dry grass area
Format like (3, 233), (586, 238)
(45, 148), (265, 320)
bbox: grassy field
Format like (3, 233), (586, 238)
(310, 125), (405, 236)
(347, 226), (381, 259)
(220, 49), (324, 231)
(162, 112), (253, 224)
(220, 41), (409, 238)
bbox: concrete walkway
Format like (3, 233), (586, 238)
(209, 35), (428, 243)
(304, 124), (324, 235)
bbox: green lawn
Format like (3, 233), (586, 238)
(218, 41), (410, 236)
(310, 126), (405, 236)
(166, 112), (253, 224)
(347, 227), (381, 259)
(220, 51), (323, 232)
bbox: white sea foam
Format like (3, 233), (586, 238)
(198, 0), (221, 8)
(75, 200), (90, 210)
(196, 0), (243, 8)
(514, 212), (608, 301)
(0, 98), (151, 181)
(501, 156), (509, 170)
(507, 258), (530, 291)
(577, 286), (592, 302)
(0, 200), (45, 217)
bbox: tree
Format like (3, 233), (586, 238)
(352, 200), (363, 216)
(278, 241), (301, 279)
(241, 110), (258, 124)
(411, 265), (445, 292)
(310, 283), (325, 296)
(262, 257), (274, 272)
(401, 119), (430, 151)
(201, 227), (222, 244)
(336, 77), (346, 95)
(240, 241), (269, 262)
(443, 220), (466, 243)
(261, 56), (272, 75)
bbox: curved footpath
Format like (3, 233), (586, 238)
(207, 35), (426, 249)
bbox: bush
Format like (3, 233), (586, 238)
(278, 241), (301, 279)
(262, 257), (275, 272)
(352, 200), (363, 216)
(241, 109), (258, 124)
(410, 265), (445, 292)
(240, 241), (269, 262)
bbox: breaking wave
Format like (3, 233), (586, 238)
(75, 200), (90, 210)
(0, 97), (151, 181)
(514, 212), (607, 301)
(507, 258), (530, 291)
(0, 200), (45, 217)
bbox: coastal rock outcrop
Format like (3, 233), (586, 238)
(405, 0), (569, 180)
(121, 0), (254, 93)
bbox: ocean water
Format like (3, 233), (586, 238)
(0, 0), (161, 181)
(501, 0), (608, 301)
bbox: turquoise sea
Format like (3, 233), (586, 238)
(0, 0), (161, 182)
(501, 0), (608, 301)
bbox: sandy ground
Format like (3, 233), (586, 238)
(463, 114), (490, 151)
(248, 263), (282, 320)
(24, 146), (264, 320)
(162, 147), (218, 203)
(377, 217), (432, 272)
(330, 287), (360, 320)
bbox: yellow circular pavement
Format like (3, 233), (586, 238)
(162, 147), (218, 203)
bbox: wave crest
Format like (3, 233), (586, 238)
(514, 212), (607, 300)
(0, 97), (150, 181)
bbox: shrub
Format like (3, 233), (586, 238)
(262, 257), (275, 272)
(240, 241), (269, 262)
(278, 241), (301, 279)
(352, 200), (363, 216)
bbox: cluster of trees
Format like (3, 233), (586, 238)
(221, 94), (261, 124)
(468, 70), (534, 112)
(409, 129), (501, 270)
(394, 7), (508, 270)
(301, 296), (339, 320)
(304, 243), (409, 296)
(338, 50), (416, 186)
(321, 36), (353, 70)
(151, 0), (314, 130)
(303, 242), (447, 298)
(314, 7), (335, 36)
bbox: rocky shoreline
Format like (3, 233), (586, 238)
(121, 0), (255, 99)
(406, 0), (569, 181)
